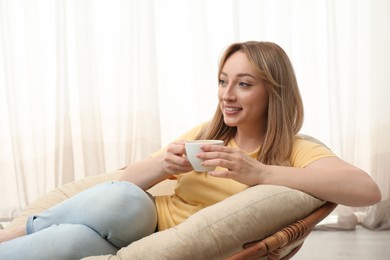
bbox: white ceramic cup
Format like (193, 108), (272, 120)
(185, 140), (224, 172)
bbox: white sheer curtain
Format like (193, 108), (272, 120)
(1, 0), (389, 229)
(0, 0), (161, 219)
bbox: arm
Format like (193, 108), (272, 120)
(119, 155), (170, 190)
(120, 122), (209, 189)
(262, 157), (381, 207)
(203, 146), (381, 207)
(119, 140), (193, 190)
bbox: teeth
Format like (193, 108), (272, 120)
(226, 107), (241, 111)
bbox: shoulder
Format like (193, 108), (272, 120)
(290, 134), (336, 168)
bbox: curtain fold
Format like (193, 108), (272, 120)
(0, 0), (389, 229)
(54, 0), (74, 186)
(0, 0), (161, 220)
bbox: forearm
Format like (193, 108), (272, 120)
(119, 155), (171, 191)
(0, 226), (26, 243)
(263, 164), (381, 207)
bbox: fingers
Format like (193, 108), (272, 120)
(202, 157), (235, 171)
(200, 144), (233, 153)
(197, 145), (241, 170)
(163, 140), (193, 174)
(167, 140), (187, 155)
(197, 144), (236, 161)
(165, 152), (191, 167)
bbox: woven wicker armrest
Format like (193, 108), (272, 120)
(226, 201), (337, 260)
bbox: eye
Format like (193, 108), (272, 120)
(219, 79), (228, 87)
(238, 82), (251, 88)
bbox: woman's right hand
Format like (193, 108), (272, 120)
(161, 140), (193, 175)
(120, 140), (193, 190)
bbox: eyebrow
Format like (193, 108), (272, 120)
(220, 72), (256, 79)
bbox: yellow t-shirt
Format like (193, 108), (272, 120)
(153, 123), (335, 231)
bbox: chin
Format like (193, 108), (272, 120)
(223, 118), (238, 127)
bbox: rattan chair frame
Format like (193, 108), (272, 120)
(226, 201), (337, 260)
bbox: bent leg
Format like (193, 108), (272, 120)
(0, 224), (118, 260)
(27, 181), (157, 248)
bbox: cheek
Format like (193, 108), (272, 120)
(258, 95), (269, 111)
(247, 92), (268, 115)
(255, 88), (269, 107)
(217, 88), (224, 101)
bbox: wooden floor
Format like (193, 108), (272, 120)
(294, 226), (390, 259)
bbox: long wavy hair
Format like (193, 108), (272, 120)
(197, 41), (304, 166)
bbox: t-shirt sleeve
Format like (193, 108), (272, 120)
(290, 136), (336, 168)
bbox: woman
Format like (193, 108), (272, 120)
(0, 41), (381, 259)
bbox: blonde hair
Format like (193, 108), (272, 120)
(199, 41), (304, 166)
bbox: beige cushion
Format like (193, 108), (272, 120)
(7, 171), (323, 259)
(84, 185), (324, 260)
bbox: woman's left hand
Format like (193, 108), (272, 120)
(198, 144), (266, 186)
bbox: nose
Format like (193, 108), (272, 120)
(221, 85), (236, 102)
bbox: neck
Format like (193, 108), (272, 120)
(234, 126), (265, 152)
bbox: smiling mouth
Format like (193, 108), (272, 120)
(224, 107), (242, 115)
(225, 107), (242, 111)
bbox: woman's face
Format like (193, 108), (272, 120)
(218, 51), (269, 130)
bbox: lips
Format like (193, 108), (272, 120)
(224, 106), (242, 115)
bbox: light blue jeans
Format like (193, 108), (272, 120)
(0, 181), (157, 260)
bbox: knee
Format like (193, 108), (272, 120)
(109, 181), (157, 225)
(95, 182), (157, 247)
(101, 181), (155, 215)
